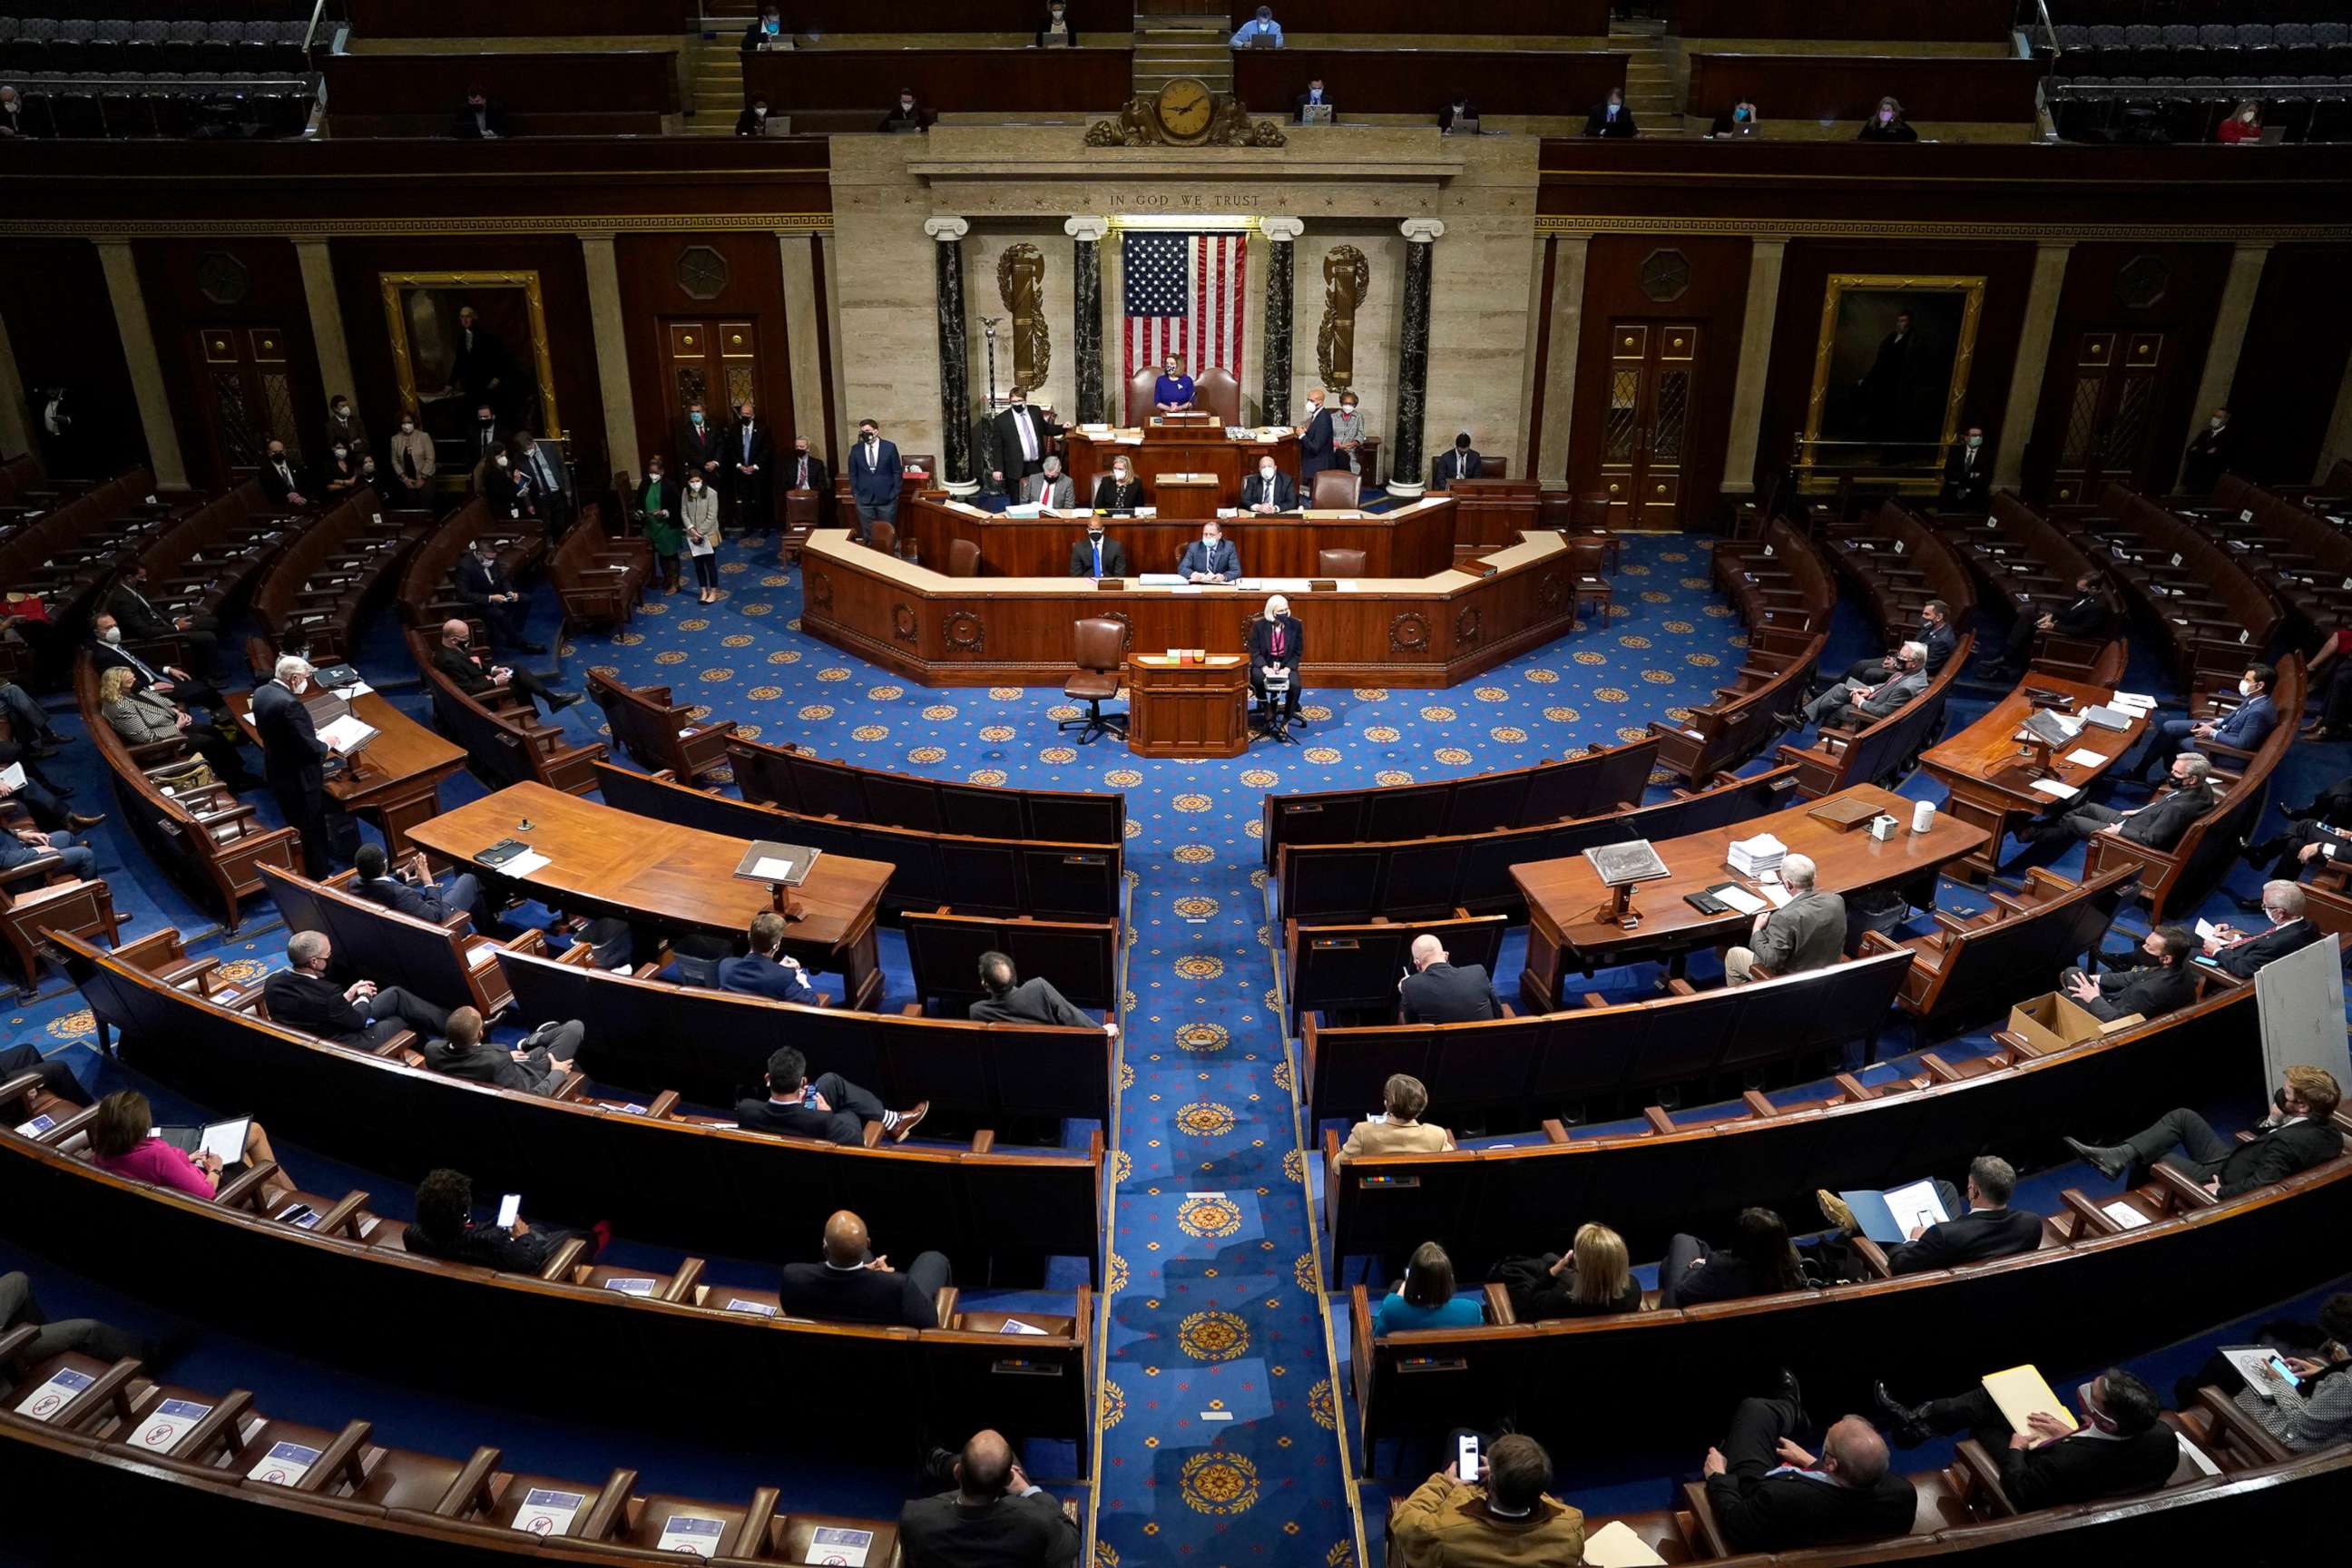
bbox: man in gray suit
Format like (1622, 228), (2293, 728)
(1024, 455), (1077, 507)
(1725, 854), (1847, 985)
(1798, 641), (1928, 731)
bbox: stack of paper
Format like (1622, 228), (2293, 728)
(1982, 1365), (2077, 1436)
(2029, 779), (2081, 800)
(1727, 834), (1786, 877)
(2110, 691), (2157, 712)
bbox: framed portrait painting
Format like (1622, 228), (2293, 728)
(377, 270), (562, 442)
(1799, 273), (1984, 489)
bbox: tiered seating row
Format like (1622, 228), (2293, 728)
(730, 731), (1125, 846)
(251, 495), (431, 666)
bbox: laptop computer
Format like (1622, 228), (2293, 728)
(1298, 103), (1333, 125)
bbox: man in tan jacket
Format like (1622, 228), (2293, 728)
(1393, 1434), (1585, 1567)
(1338, 1073), (1455, 1161)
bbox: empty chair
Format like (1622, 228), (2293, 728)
(271, 18), (311, 72)
(13, 15), (58, 72)
(2160, 24), (2204, 74)
(2053, 24), (2093, 72)
(199, 20), (241, 73)
(2199, 24), (2240, 64)
(2312, 22), (2349, 75)
(1310, 468), (1361, 510)
(86, 16), (128, 71)
(2273, 24), (2316, 75)
(98, 84), (146, 138)
(125, 19), (166, 65)
(1317, 548), (1367, 576)
(50, 89), (102, 137)
(1059, 617), (1127, 744)
(946, 538), (979, 577)
(162, 19), (202, 73)
(2125, 24), (2167, 74)
(49, 18), (92, 74)
(2309, 88), (2350, 144)
(2237, 24), (2277, 71)
(2084, 24), (2129, 73)
(867, 518), (899, 556)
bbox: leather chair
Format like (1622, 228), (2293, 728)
(1311, 469), (1361, 510)
(1194, 367), (1240, 426)
(947, 538), (980, 577)
(1317, 548), (1367, 576)
(1059, 618), (1128, 743)
(867, 518), (899, 556)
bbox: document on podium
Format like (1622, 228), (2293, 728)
(1981, 1364), (2077, 1436)
(316, 713), (379, 757)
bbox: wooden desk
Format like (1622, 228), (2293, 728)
(1064, 426), (1300, 496)
(407, 781), (891, 1008)
(1920, 674), (2152, 883)
(232, 690), (467, 859)
(1509, 783), (1989, 1010)
(1153, 474), (1220, 522)
(898, 493), (1457, 579)
(1126, 654), (1248, 760)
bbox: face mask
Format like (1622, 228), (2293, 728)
(900, 101), (915, 112)
(334, 446), (348, 459)
(101, 627), (122, 645)
(690, 481), (704, 492)
(2239, 679), (2256, 696)
(1733, 107), (1749, 122)
(521, 446), (534, 459)
(494, 456), (508, 468)
(479, 416), (494, 426)
(862, 429), (877, 441)
(765, 19), (778, 32)
(692, 413), (704, 426)
(2210, 417), (2225, 431)
(1455, 439), (1471, 452)
(1088, 529), (1103, 542)
(1966, 436), (1981, 449)
(1342, 404), (1357, 416)
(1260, 467), (1276, 480)
(1011, 400), (1024, 410)
(333, 405), (348, 416)
(362, 463), (376, 475)
(399, 422), (414, 434)
(1114, 470), (1131, 483)
(753, 106), (767, 117)
(650, 469), (664, 480)
(1881, 110), (1895, 122)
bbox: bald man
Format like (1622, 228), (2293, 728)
(776, 1210), (952, 1328)
(1701, 1378), (1918, 1552)
(430, 618), (580, 714)
(901, 1428), (1082, 1567)
(1396, 933), (1502, 1024)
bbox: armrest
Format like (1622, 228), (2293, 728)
(1853, 1236), (1894, 1279)
(2195, 1386), (2295, 1466)
(662, 1258), (706, 1303)
(2151, 1162), (2220, 1210)
(1953, 1438), (2016, 1515)
(1482, 1281), (1517, 1327)
(934, 1286), (959, 1327)
(315, 1190), (372, 1239)
(214, 1160), (280, 1209)
(290, 1418), (374, 1495)
(537, 1236), (589, 1280)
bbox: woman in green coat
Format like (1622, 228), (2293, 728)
(637, 460), (682, 592)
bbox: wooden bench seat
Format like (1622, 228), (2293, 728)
(729, 730), (1123, 845)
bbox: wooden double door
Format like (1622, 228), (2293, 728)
(190, 323), (305, 483)
(2045, 328), (2171, 505)
(1597, 318), (1703, 528)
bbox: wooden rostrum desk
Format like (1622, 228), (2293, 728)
(1919, 671), (2155, 884)
(897, 491), (1459, 579)
(799, 514), (1583, 689)
(231, 688), (467, 860)
(1124, 653), (1249, 760)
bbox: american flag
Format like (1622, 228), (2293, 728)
(1122, 231), (1249, 391)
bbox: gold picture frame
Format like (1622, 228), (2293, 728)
(1798, 272), (1984, 493)
(377, 269), (562, 437)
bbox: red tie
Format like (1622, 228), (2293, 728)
(1272, 625), (1285, 657)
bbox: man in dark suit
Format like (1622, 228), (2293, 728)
(513, 430), (573, 534)
(1839, 601), (1955, 683)
(453, 86), (508, 139)
(987, 388), (1062, 493)
(781, 434), (830, 524)
(419, 1005), (579, 1098)
(1438, 95), (1479, 132)
(675, 400), (725, 494)
(1398, 933), (1501, 1024)
(1295, 78), (1331, 122)
(1860, 312), (1923, 445)
(2063, 925), (2196, 1024)
(732, 1045), (926, 1145)
(778, 1209), (950, 1328)
(1701, 1379), (1918, 1553)
(450, 305), (514, 417)
(878, 91), (930, 133)
(107, 559), (219, 675)
(250, 654), (336, 876)
(969, 951), (1114, 1035)
(1431, 432), (1481, 491)
(1178, 520), (1241, 583)
(1872, 1156), (2043, 1276)
(900, 1429), (1082, 1568)
(262, 929), (451, 1047)
(1986, 569), (2107, 680)
(1798, 641), (1928, 731)
(432, 618), (580, 715)
(2179, 406), (2239, 495)
(1067, 520), (1129, 579)
(716, 911), (828, 1006)
(1247, 593), (1304, 730)
(1874, 1368), (2176, 1512)
(352, 841), (501, 938)
(1725, 853), (1847, 985)
(2069, 1066), (2343, 1199)
(2138, 662), (2276, 784)
(2024, 751), (2217, 849)
(1942, 426), (1992, 510)
(727, 401), (773, 533)
(1298, 387), (1336, 479)
(455, 536), (540, 653)
(2240, 777), (2352, 890)
(2205, 880), (2326, 979)
(466, 406), (509, 485)
(1240, 456), (1298, 514)
(258, 439), (310, 508)
(741, 6), (786, 53)
(848, 416), (903, 542)
(1583, 89), (1637, 138)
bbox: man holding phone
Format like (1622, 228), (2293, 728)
(732, 1045), (926, 1145)
(899, 1428), (1080, 1564)
(1390, 1432), (1585, 1563)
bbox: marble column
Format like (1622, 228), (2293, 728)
(1259, 218), (1302, 426)
(94, 239), (186, 490)
(1065, 216), (1108, 426)
(1536, 233), (1591, 488)
(1719, 237), (1788, 500)
(1387, 219), (1444, 500)
(778, 230), (828, 452)
(575, 232), (641, 484)
(926, 216), (976, 495)
(2190, 241), (2273, 428)
(291, 239), (358, 413)
(1994, 240), (2075, 492)
(0, 303), (31, 465)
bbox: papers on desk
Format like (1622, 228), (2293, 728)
(1759, 882), (1794, 909)
(128, 1397), (212, 1454)
(1241, 578), (1313, 593)
(723, 1298), (778, 1317)
(1708, 884), (1769, 916)
(1981, 1365), (2077, 1436)
(1002, 503), (1044, 517)
(329, 680), (374, 699)
(1171, 584), (1204, 594)
(14, 1112), (55, 1138)
(2102, 1200), (2151, 1230)
(603, 1276), (659, 1297)
(497, 848), (551, 877)
(467, 943), (498, 968)
(1139, 573), (1186, 585)
(247, 1439), (322, 1486)
(2082, 705), (2133, 731)
(316, 713), (378, 756)
(1078, 423), (1112, 434)
(2028, 779), (2081, 800)
(1112, 433), (1142, 446)
(999, 1318), (1050, 1336)
(654, 1515), (728, 1556)
(1582, 1521), (1670, 1568)
(1726, 833), (1785, 877)
(512, 1487), (587, 1536)
(2064, 748), (2111, 769)
(807, 1526), (876, 1566)
(2110, 691), (2157, 711)
(13, 1366), (94, 1420)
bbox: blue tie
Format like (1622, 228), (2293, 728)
(1093, 541), (1102, 577)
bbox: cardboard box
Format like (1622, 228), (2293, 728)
(2004, 992), (2144, 1056)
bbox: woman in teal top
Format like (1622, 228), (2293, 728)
(637, 461), (682, 593)
(1371, 1241), (1486, 1337)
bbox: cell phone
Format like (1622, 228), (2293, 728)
(495, 1192), (522, 1230)
(802, 1085), (820, 1107)
(1456, 1434), (1480, 1478)
(2265, 1353), (2300, 1387)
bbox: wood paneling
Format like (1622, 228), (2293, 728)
(347, 0), (694, 35)
(744, 48), (1132, 130)
(1677, 0), (2012, 42)
(1754, 239), (2038, 495)
(131, 239), (325, 493)
(2021, 241), (2234, 502)
(2229, 244), (2352, 488)
(612, 230), (798, 482)
(327, 235), (608, 491)
(1227, 1), (1612, 32)
(899, 505), (1456, 579)
(1567, 236), (1751, 525)
(1239, 50), (1628, 119)
(1684, 54), (2043, 126)
(0, 240), (141, 476)
(321, 51), (679, 138)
